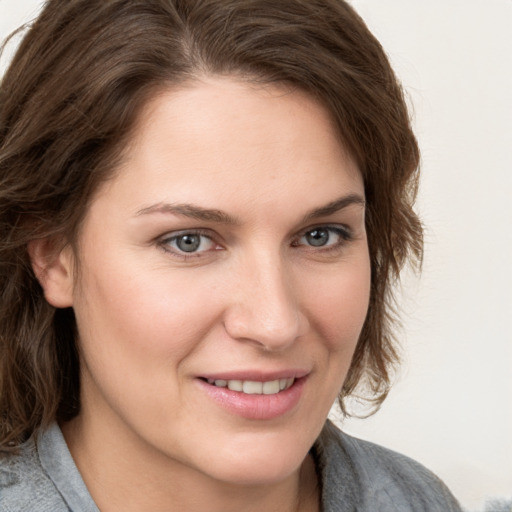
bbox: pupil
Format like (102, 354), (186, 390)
(177, 235), (200, 252)
(307, 229), (329, 247)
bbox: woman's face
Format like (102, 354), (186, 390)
(66, 78), (370, 485)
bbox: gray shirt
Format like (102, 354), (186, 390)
(0, 420), (462, 511)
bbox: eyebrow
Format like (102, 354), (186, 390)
(135, 203), (240, 224)
(135, 193), (365, 224)
(300, 193), (365, 222)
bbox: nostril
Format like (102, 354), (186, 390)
(223, 309), (307, 352)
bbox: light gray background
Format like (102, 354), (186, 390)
(1, 1), (511, 510)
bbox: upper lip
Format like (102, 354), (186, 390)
(199, 369), (310, 382)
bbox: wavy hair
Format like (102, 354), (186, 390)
(0, 0), (422, 450)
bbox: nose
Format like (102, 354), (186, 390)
(223, 252), (309, 351)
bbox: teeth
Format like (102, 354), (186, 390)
(227, 380), (243, 392)
(262, 380), (280, 395)
(209, 378), (295, 395)
(243, 381), (262, 394)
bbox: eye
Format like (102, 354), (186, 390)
(296, 226), (351, 248)
(161, 232), (217, 255)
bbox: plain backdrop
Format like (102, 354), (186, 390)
(1, 1), (511, 511)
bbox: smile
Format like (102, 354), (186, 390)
(206, 378), (295, 395)
(198, 374), (306, 420)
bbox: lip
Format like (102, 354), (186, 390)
(196, 372), (308, 420)
(200, 369), (309, 382)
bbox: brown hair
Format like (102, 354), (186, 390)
(0, 0), (422, 450)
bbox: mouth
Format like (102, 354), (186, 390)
(197, 374), (307, 420)
(203, 377), (295, 395)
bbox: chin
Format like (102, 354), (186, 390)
(193, 431), (311, 486)
(209, 455), (303, 487)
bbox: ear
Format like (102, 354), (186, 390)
(27, 238), (75, 308)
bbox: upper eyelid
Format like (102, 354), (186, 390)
(159, 228), (216, 242)
(291, 225), (353, 250)
(156, 223), (353, 249)
(157, 231), (220, 260)
(157, 224), (352, 239)
(157, 229), (218, 252)
(296, 223), (352, 237)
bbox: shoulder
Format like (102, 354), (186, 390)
(0, 439), (68, 512)
(316, 421), (463, 512)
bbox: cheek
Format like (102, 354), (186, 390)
(304, 259), (371, 353)
(72, 254), (222, 372)
(72, 262), (225, 427)
(292, 256), (371, 421)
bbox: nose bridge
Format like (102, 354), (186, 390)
(225, 247), (306, 350)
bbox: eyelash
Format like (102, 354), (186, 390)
(158, 225), (353, 260)
(292, 225), (353, 251)
(158, 229), (219, 260)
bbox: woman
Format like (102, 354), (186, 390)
(0, 1), (462, 510)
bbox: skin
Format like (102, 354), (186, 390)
(35, 77), (371, 512)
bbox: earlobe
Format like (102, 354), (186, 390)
(27, 238), (75, 308)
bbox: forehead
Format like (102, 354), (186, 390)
(131, 78), (345, 153)
(91, 77), (363, 221)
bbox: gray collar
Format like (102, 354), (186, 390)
(38, 423), (100, 512)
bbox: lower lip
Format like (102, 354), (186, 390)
(197, 378), (306, 420)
